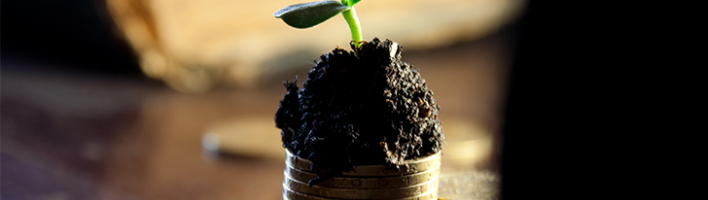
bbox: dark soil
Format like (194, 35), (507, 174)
(275, 38), (444, 185)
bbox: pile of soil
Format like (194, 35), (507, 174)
(275, 38), (444, 185)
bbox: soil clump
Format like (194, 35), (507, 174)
(275, 38), (444, 185)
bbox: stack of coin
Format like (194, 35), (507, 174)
(283, 149), (441, 200)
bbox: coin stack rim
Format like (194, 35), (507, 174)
(285, 149), (442, 177)
(282, 149), (441, 200)
(284, 164), (441, 188)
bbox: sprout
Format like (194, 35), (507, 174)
(274, 0), (364, 49)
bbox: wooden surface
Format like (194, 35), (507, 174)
(1, 31), (513, 200)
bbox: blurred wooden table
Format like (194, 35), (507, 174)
(1, 32), (512, 200)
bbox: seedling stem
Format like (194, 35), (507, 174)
(342, 7), (363, 48)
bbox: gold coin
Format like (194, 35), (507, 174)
(285, 149), (441, 176)
(285, 164), (440, 188)
(283, 185), (439, 200)
(283, 175), (438, 199)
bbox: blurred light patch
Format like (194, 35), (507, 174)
(202, 117), (284, 160)
(107, 0), (525, 92)
(440, 118), (494, 171)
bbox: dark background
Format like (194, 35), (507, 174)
(2, 0), (142, 75)
(499, 1), (630, 198)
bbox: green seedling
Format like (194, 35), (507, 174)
(274, 0), (364, 49)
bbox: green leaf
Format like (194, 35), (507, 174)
(341, 0), (362, 7)
(273, 1), (350, 29)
